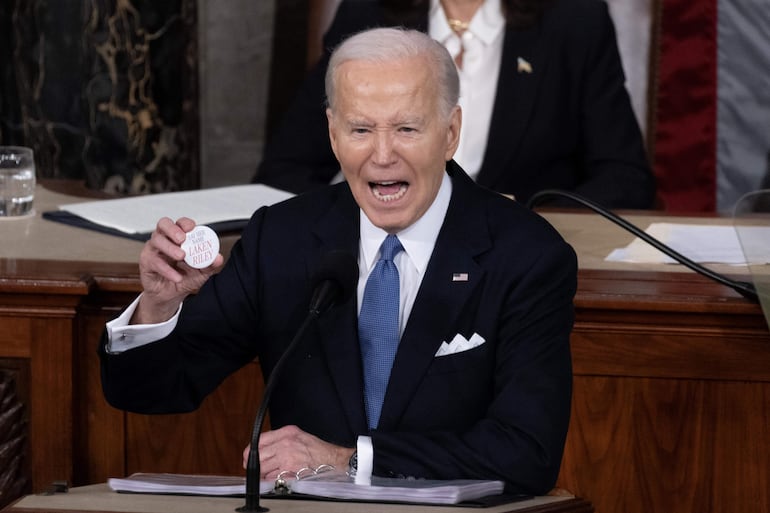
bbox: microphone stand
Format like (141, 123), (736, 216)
(526, 189), (759, 302)
(237, 250), (356, 511)
(237, 312), (318, 512)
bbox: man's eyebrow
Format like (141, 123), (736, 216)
(346, 118), (374, 127)
(391, 115), (424, 125)
(343, 116), (425, 128)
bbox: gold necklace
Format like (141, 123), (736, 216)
(447, 18), (470, 33)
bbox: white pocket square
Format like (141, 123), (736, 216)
(435, 333), (486, 357)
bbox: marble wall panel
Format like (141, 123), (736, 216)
(0, 0), (199, 194)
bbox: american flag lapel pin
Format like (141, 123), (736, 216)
(452, 272), (469, 282)
(517, 57), (533, 74)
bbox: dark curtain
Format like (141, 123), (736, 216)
(652, 0), (717, 211)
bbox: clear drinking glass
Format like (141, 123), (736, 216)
(0, 146), (36, 217)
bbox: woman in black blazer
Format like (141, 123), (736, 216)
(254, 0), (655, 209)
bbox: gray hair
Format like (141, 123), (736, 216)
(325, 27), (460, 121)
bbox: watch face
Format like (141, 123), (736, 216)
(348, 450), (358, 475)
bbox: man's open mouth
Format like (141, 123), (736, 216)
(370, 181), (408, 202)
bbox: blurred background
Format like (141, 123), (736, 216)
(0, 0), (767, 212)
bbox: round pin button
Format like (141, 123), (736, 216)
(181, 225), (220, 269)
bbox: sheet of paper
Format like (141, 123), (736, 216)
(58, 184), (294, 234)
(605, 223), (770, 265)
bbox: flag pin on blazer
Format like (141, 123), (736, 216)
(517, 57), (533, 74)
(452, 273), (469, 282)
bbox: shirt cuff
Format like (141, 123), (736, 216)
(105, 294), (182, 354)
(354, 435), (373, 485)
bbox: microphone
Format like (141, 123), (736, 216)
(238, 250), (358, 512)
(308, 251), (359, 315)
(526, 189), (758, 301)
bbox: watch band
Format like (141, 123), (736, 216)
(348, 450), (358, 476)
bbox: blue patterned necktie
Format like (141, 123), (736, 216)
(359, 234), (403, 430)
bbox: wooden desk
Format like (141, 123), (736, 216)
(0, 186), (253, 508)
(3, 484), (593, 513)
(1, 186), (768, 513)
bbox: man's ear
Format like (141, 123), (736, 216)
(326, 108), (339, 159)
(444, 106), (462, 161)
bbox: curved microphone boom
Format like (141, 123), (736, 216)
(238, 250), (358, 512)
(526, 189), (758, 302)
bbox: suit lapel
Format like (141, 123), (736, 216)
(377, 165), (492, 430)
(311, 187), (370, 435)
(477, 23), (550, 189)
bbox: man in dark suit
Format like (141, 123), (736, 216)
(255, 0), (655, 209)
(100, 27), (577, 495)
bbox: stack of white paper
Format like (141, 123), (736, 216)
(107, 471), (505, 505)
(291, 471), (505, 504)
(108, 473), (272, 496)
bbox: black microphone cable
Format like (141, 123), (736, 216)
(526, 189), (759, 302)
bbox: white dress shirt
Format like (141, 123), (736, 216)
(354, 171), (451, 483)
(429, 0), (505, 181)
(357, 171), (452, 337)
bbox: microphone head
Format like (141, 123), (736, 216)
(309, 250), (358, 315)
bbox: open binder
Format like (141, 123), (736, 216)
(107, 470), (512, 507)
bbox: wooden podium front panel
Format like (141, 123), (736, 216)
(557, 269), (770, 513)
(123, 361), (262, 477)
(0, 275), (83, 498)
(562, 376), (770, 513)
(75, 302), (130, 487)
